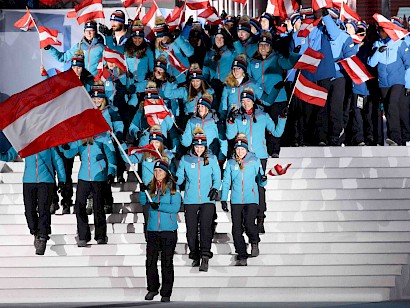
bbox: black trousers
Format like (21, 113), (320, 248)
(146, 230), (177, 297)
(349, 94), (374, 144)
(265, 101), (287, 156)
(74, 180), (107, 241)
(61, 156), (74, 207)
(231, 203), (260, 260)
(185, 203), (215, 259)
(381, 85), (410, 145)
(257, 158), (267, 219)
(23, 183), (54, 239)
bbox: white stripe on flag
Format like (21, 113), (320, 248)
(3, 86), (93, 151)
(300, 54), (321, 66)
(39, 31), (57, 42)
(145, 105), (167, 114)
(105, 52), (125, 63)
(296, 79), (328, 100)
(77, 3), (103, 17)
(345, 57), (370, 83)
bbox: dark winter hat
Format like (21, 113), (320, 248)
(215, 27), (229, 40)
(237, 21), (252, 33)
(225, 15), (235, 24)
(84, 20), (97, 31)
(260, 12), (274, 24)
(290, 12), (302, 25)
(144, 86), (160, 99)
(71, 54), (84, 67)
(234, 136), (249, 150)
(345, 21), (358, 32)
(198, 95), (212, 110)
(110, 10), (126, 24)
(188, 68), (205, 81)
(130, 24), (145, 38)
(149, 131), (165, 143)
(240, 89), (255, 102)
(192, 133), (207, 147)
(154, 57), (167, 71)
(328, 8), (340, 19)
(154, 159), (170, 173)
(231, 56), (247, 71)
(259, 33), (273, 46)
(90, 84), (105, 98)
(250, 18), (261, 32)
(153, 23), (169, 38)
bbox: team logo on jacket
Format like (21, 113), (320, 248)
(242, 119), (247, 125)
(255, 63), (259, 69)
(191, 163), (195, 168)
(234, 164), (239, 170)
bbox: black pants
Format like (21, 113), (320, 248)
(75, 180), (107, 241)
(61, 156), (74, 207)
(185, 203), (215, 259)
(349, 94), (374, 144)
(231, 203), (259, 260)
(265, 101), (287, 156)
(283, 95), (305, 146)
(381, 85), (410, 145)
(257, 159), (267, 219)
(146, 230), (177, 297)
(23, 183), (54, 239)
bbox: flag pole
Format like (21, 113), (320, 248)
(287, 69), (301, 108)
(177, 1), (186, 26)
(27, 8), (43, 65)
(110, 131), (153, 203)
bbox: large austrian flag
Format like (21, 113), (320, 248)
(186, 0), (209, 10)
(75, 0), (105, 25)
(38, 26), (61, 49)
(293, 48), (324, 73)
(294, 74), (328, 107)
(0, 70), (110, 158)
(338, 56), (373, 85)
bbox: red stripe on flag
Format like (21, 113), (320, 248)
(312, 0), (332, 11)
(186, 0), (209, 10)
(75, 0), (104, 25)
(297, 18), (321, 38)
(13, 11), (35, 31)
(19, 109), (109, 158)
(294, 74), (328, 107)
(0, 70), (83, 130)
(293, 47), (324, 73)
(338, 56), (373, 85)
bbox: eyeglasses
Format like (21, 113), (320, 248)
(259, 43), (271, 49)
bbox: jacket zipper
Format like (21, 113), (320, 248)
(157, 193), (161, 231)
(87, 144), (91, 180)
(36, 154), (39, 183)
(198, 156), (202, 203)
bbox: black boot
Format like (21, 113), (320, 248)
(35, 237), (47, 255)
(50, 203), (59, 215)
(251, 243), (259, 257)
(257, 217), (265, 234)
(62, 205), (70, 215)
(104, 204), (113, 214)
(199, 257), (209, 272)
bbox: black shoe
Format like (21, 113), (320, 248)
(235, 259), (247, 266)
(192, 259), (200, 267)
(35, 238), (47, 255)
(104, 204), (112, 214)
(318, 141), (327, 146)
(257, 217), (265, 234)
(33, 235), (40, 249)
(97, 237), (108, 244)
(62, 206), (70, 215)
(145, 291), (159, 300)
(251, 243), (259, 257)
(271, 153), (280, 158)
(50, 203), (59, 214)
(77, 240), (88, 247)
(199, 257), (209, 272)
(117, 176), (125, 184)
(161, 296), (171, 302)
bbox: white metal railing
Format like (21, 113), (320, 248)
(212, 0), (258, 18)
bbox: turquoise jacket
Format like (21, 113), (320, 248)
(203, 46), (237, 82)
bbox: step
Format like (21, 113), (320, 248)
(2, 210), (410, 225)
(278, 146), (410, 157)
(0, 264), (401, 278)
(2, 220), (410, 234)
(2, 242), (410, 257)
(1, 253), (406, 267)
(0, 276), (396, 288)
(0, 287), (391, 303)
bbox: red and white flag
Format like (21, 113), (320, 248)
(312, 0), (333, 11)
(14, 10), (35, 31)
(266, 0), (300, 20)
(38, 26), (61, 49)
(338, 56), (373, 85)
(198, 6), (222, 26)
(339, 2), (361, 22)
(95, 58), (110, 82)
(144, 99), (172, 126)
(134, 3), (143, 20)
(233, 0), (247, 4)
(75, 0), (104, 25)
(164, 49), (189, 73)
(293, 48), (324, 73)
(141, 1), (162, 41)
(128, 143), (162, 159)
(350, 34), (364, 45)
(297, 18), (321, 38)
(66, 9), (76, 18)
(0, 70), (110, 158)
(294, 74), (328, 107)
(186, 0), (209, 10)
(332, 0), (347, 9)
(373, 13), (409, 42)
(166, 4), (185, 31)
(268, 164), (292, 176)
(103, 47), (127, 72)
(121, 0), (142, 8)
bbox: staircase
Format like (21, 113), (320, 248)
(1, 146), (410, 303)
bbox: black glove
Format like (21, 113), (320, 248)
(57, 182), (66, 193)
(280, 106), (289, 117)
(227, 107), (238, 124)
(116, 132), (124, 142)
(135, 130), (144, 141)
(107, 174), (115, 186)
(260, 175), (267, 182)
(176, 127), (184, 135)
(168, 75), (176, 83)
(99, 23), (112, 36)
(405, 89), (410, 96)
(221, 201), (229, 212)
(378, 45), (388, 53)
(149, 202), (159, 210)
(186, 15), (194, 26)
(321, 8), (329, 16)
(274, 81), (285, 89)
(170, 28), (181, 40)
(44, 45), (51, 50)
(140, 182), (149, 192)
(126, 71), (134, 79)
(293, 45), (301, 54)
(208, 188), (219, 201)
(127, 84), (136, 94)
(61, 144), (70, 150)
(128, 19), (133, 27)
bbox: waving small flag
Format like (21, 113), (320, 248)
(103, 47), (127, 72)
(163, 49), (189, 73)
(38, 26), (61, 49)
(268, 164), (292, 176)
(340, 2), (361, 22)
(75, 0), (104, 25)
(128, 143), (162, 158)
(144, 98), (171, 126)
(294, 48), (324, 73)
(294, 74), (328, 107)
(186, 0), (209, 10)
(198, 6), (222, 25)
(312, 0), (333, 11)
(95, 58), (110, 82)
(166, 4), (185, 31)
(373, 13), (409, 42)
(338, 56), (373, 85)
(14, 10), (35, 31)
(297, 18), (321, 38)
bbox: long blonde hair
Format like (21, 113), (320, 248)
(225, 54), (247, 87)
